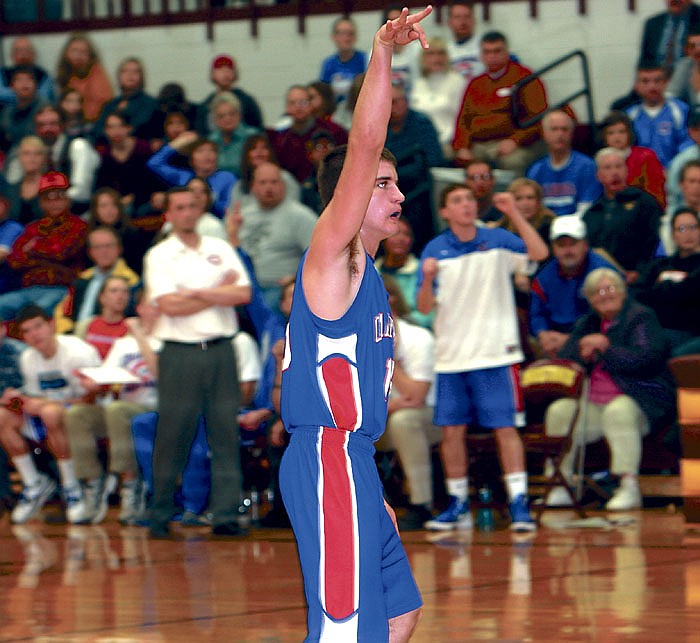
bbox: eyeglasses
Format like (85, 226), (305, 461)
(466, 173), (492, 181)
(594, 284), (617, 297)
(674, 224), (700, 232)
(287, 99), (309, 107)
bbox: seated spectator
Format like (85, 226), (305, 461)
(6, 135), (47, 225)
(599, 110), (666, 208)
(526, 110), (601, 216)
(452, 30), (547, 176)
(195, 54), (264, 136)
(665, 158), (700, 253)
(86, 188), (152, 275)
(230, 133), (300, 210)
(545, 268), (676, 511)
(445, 0), (484, 84)
(1, 172), (88, 321)
(530, 215), (618, 357)
(386, 80), (445, 252)
(495, 178), (555, 243)
(7, 105), (101, 215)
(0, 37), (55, 107)
(667, 106), (700, 211)
(625, 63), (693, 168)
(149, 83), (199, 147)
(319, 17), (367, 104)
(91, 57), (158, 143)
(0, 304), (97, 524)
(632, 207), (700, 351)
(583, 148), (662, 283)
(59, 226), (140, 334)
(410, 36), (467, 160)
(74, 275), (130, 359)
(0, 66), (48, 155)
(299, 129), (336, 216)
(94, 112), (164, 214)
(0, 197), (23, 296)
(146, 131), (236, 218)
(464, 158), (505, 223)
(239, 162), (317, 309)
(307, 81), (337, 124)
(374, 274), (440, 531)
(0, 323), (25, 515)
(208, 92), (260, 176)
(73, 315), (158, 525)
(58, 87), (92, 139)
(375, 217), (434, 329)
(55, 32), (113, 123)
(268, 85), (348, 183)
(668, 25), (700, 109)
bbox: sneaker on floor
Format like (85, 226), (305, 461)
(91, 473), (118, 525)
(424, 496), (473, 531)
(545, 485), (574, 507)
(11, 474), (57, 524)
(398, 504), (433, 531)
(180, 510), (211, 527)
(605, 478), (641, 511)
(119, 478), (147, 526)
(64, 485), (91, 524)
(509, 494), (537, 533)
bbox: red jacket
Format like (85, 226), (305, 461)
(8, 212), (88, 287)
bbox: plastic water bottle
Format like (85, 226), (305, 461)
(476, 484), (495, 531)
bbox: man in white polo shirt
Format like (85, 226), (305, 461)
(143, 186), (252, 538)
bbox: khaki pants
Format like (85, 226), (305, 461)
(65, 401), (145, 479)
(375, 406), (442, 507)
(545, 395), (649, 478)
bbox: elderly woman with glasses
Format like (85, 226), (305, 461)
(544, 267), (676, 511)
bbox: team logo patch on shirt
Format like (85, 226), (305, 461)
(207, 254), (222, 265)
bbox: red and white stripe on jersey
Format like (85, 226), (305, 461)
(316, 333), (363, 431)
(508, 364), (526, 428)
(316, 427), (360, 630)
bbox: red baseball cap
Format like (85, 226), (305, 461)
(211, 54), (235, 71)
(38, 171), (69, 194)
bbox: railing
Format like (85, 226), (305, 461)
(510, 49), (596, 135)
(0, 0), (644, 38)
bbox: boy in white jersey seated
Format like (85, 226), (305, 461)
(416, 183), (549, 532)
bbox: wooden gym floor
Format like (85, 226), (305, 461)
(2, 503), (700, 642)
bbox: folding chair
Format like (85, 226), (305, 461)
(518, 358), (589, 520)
(668, 354), (700, 524)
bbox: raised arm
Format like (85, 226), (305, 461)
(302, 6), (432, 318)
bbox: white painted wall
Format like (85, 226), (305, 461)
(6, 0), (666, 126)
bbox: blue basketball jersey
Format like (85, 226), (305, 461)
(281, 252), (395, 442)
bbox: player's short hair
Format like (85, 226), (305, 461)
(317, 145), (397, 210)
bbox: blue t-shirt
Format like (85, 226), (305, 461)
(320, 51), (367, 103)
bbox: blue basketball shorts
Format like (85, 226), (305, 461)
(280, 426), (422, 642)
(434, 364), (524, 429)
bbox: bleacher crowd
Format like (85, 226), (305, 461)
(0, 0), (696, 536)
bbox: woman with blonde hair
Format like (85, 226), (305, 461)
(6, 135), (48, 224)
(497, 177), (555, 243)
(56, 32), (113, 122)
(410, 35), (467, 158)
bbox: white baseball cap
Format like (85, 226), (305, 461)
(550, 215), (586, 241)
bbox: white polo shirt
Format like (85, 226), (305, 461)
(144, 234), (251, 343)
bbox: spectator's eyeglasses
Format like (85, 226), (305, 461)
(466, 173), (492, 181)
(594, 285), (617, 297)
(674, 224), (700, 232)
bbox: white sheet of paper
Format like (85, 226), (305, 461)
(79, 366), (141, 385)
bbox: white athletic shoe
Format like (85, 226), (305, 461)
(545, 486), (574, 507)
(11, 474), (57, 524)
(64, 485), (92, 524)
(605, 477), (641, 511)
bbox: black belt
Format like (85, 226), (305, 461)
(164, 337), (231, 351)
